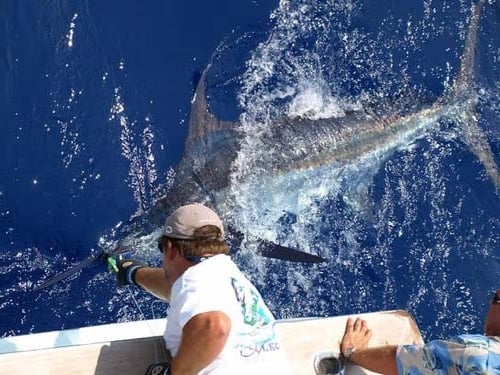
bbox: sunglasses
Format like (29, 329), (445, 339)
(493, 291), (500, 304)
(158, 236), (168, 253)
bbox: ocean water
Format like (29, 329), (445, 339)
(1, 0), (499, 345)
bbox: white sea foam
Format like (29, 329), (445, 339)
(67, 14), (78, 48)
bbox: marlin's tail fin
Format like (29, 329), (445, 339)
(451, 0), (485, 99)
(449, 0), (500, 191)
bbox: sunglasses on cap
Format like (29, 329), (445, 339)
(493, 290), (500, 304)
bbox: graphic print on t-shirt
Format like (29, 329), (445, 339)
(231, 277), (273, 327)
(230, 277), (287, 365)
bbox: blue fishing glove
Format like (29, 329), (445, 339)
(116, 258), (146, 287)
(144, 362), (170, 375)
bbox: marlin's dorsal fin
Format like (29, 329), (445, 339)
(184, 66), (237, 150)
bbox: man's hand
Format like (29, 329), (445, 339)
(339, 317), (399, 375)
(116, 259), (146, 287)
(340, 317), (372, 358)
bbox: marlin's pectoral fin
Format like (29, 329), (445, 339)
(255, 238), (326, 263)
(228, 226), (326, 263)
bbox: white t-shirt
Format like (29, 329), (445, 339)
(164, 254), (289, 374)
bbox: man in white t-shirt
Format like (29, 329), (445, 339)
(116, 203), (289, 375)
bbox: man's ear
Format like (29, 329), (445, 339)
(166, 240), (178, 260)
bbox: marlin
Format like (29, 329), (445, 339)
(151, 0), (498, 221)
(34, 0), (498, 290)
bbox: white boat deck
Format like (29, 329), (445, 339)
(0, 310), (423, 375)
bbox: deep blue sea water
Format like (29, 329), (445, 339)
(1, 0), (499, 345)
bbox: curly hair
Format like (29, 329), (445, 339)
(160, 225), (230, 257)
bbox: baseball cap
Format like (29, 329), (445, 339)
(164, 204), (224, 239)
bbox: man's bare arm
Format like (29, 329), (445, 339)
(170, 311), (231, 375)
(134, 267), (171, 300)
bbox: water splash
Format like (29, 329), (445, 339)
(210, 0), (500, 339)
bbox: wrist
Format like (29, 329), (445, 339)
(125, 264), (144, 286)
(342, 346), (356, 360)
